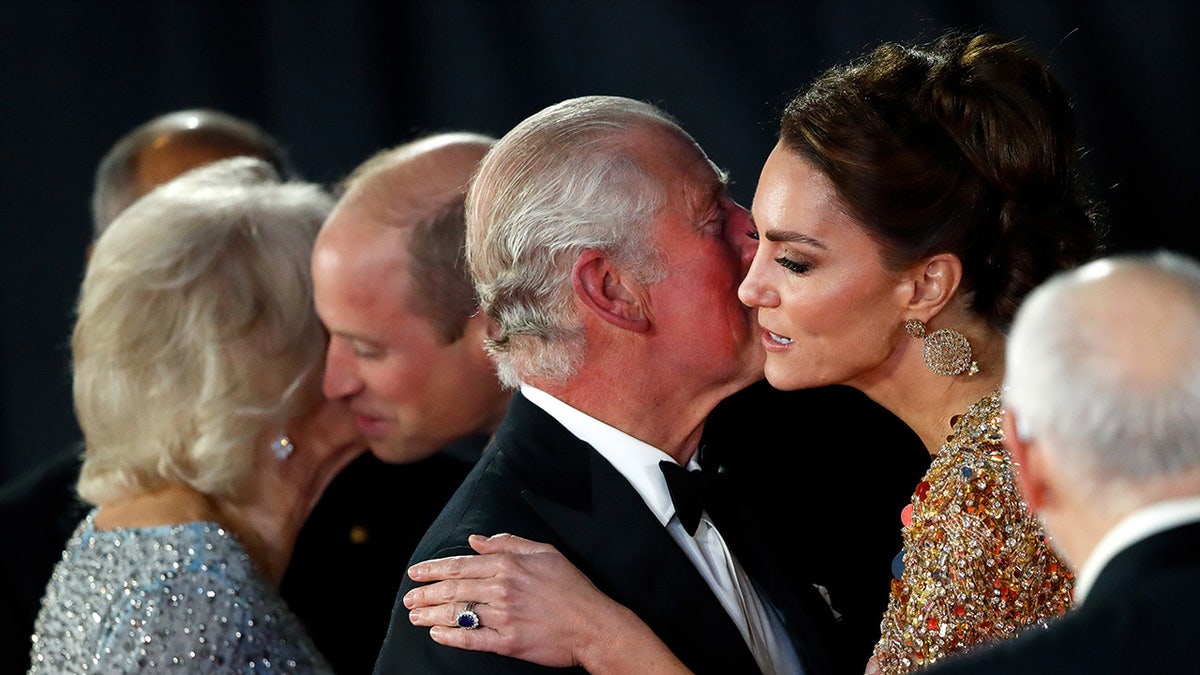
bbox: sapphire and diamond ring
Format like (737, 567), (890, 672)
(455, 601), (481, 629)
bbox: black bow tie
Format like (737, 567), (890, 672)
(659, 458), (726, 537)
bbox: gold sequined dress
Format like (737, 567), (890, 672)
(871, 391), (1073, 674)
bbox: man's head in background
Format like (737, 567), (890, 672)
(313, 132), (509, 463)
(91, 109), (290, 237)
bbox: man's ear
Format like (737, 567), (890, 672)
(1004, 412), (1050, 513)
(572, 250), (651, 333)
(901, 252), (964, 318)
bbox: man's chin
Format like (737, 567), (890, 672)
(366, 437), (441, 465)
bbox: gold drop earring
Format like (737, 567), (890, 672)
(904, 319), (979, 376)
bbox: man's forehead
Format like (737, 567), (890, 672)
(681, 161), (729, 213)
(314, 231), (415, 334)
(620, 121), (728, 216)
(317, 209), (412, 277)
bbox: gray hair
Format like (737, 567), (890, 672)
(74, 157), (332, 505)
(91, 109), (290, 238)
(465, 96), (687, 386)
(1004, 250), (1200, 486)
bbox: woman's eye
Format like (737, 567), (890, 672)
(746, 229), (760, 241)
(775, 256), (811, 275)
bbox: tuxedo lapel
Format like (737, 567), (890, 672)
(705, 470), (841, 675)
(503, 394), (762, 674)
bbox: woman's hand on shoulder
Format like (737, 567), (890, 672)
(404, 533), (691, 674)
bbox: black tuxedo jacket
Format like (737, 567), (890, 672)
(282, 442), (482, 675)
(374, 392), (844, 675)
(925, 519), (1200, 675)
(0, 446), (87, 673)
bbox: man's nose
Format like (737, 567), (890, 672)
(322, 339), (363, 400)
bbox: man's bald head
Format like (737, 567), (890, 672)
(92, 109), (289, 237)
(319, 133), (493, 342)
(337, 132), (492, 201)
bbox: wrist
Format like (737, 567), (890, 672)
(577, 603), (687, 674)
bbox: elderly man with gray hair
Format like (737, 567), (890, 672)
(926, 250), (1200, 675)
(374, 95), (843, 675)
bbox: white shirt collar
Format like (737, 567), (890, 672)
(1073, 496), (1200, 603)
(520, 388), (804, 674)
(520, 384), (695, 528)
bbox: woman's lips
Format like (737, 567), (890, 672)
(760, 327), (793, 351)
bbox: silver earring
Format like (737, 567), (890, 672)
(904, 319), (979, 377)
(270, 435), (294, 461)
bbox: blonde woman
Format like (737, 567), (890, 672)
(29, 158), (363, 673)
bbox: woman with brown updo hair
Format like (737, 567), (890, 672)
(399, 32), (1099, 675)
(756, 31), (1095, 674)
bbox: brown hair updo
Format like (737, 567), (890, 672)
(780, 32), (1100, 329)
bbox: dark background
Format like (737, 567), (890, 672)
(2, 0), (1197, 482)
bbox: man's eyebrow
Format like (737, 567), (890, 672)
(764, 229), (827, 249)
(330, 329), (377, 344)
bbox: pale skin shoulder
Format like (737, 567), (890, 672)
(404, 533), (693, 674)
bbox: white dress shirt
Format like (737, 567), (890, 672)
(521, 385), (804, 675)
(1073, 496), (1200, 603)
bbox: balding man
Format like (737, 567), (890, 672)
(90, 108), (290, 237)
(927, 251), (1200, 674)
(297, 133), (508, 672)
(312, 133), (509, 463)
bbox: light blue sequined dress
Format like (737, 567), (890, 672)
(28, 510), (333, 674)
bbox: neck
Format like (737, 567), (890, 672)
(95, 445), (362, 588)
(482, 389), (513, 436)
(855, 324), (1006, 456)
(226, 442), (363, 586)
(1048, 469), (1200, 571)
(537, 367), (744, 466)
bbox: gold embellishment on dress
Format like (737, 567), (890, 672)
(872, 391), (1073, 674)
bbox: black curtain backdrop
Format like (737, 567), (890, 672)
(2, 0), (1197, 481)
